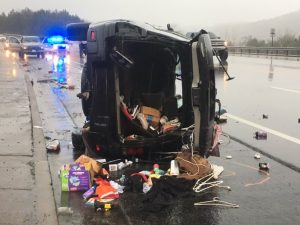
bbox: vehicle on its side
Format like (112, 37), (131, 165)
(187, 31), (228, 62)
(19, 36), (45, 59)
(67, 20), (218, 158)
(4, 36), (21, 52)
(43, 35), (70, 59)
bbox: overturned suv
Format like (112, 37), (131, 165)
(67, 20), (218, 159)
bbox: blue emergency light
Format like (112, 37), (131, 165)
(47, 35), (64, 44)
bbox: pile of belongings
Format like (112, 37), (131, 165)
(59, 155), (125, 211)
(119, 94), (181, 137)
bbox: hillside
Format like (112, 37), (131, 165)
(209, 10), (300, 44)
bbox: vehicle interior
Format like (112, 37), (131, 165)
(88, 36), (195, 157)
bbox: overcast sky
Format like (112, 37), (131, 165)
(2, 0), (300, 31)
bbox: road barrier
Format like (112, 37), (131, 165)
(228, 46), (300, 58)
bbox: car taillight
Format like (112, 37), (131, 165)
(90, 31), (96, 41)
(127, 147), (144, 156)
(96, 144), (101, 152)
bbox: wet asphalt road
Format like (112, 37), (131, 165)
(2, 46), (300, 225)
(215, 56), (300, 171)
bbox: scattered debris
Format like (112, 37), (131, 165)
(259, 162), (270, 171)
(31, 80), (34, 86)
(33, 125), (43, 129)
(57, 207), (73, 215)
(226, 155), (232, 159)
(58, 84), (75, 90)
(46, 139), (60, 152)
(254, 131), (267, 140)
(262, 114), (269, 119)
(298, 118), (300, 123)
(23, 63), (29, 67)
(254, 153), (261, 159)
(170, 160), (179, 175)
(37, 78), (56, 83)
(211, 164), (224, 179)
(109, 164), (118, 172)
(25, 69), (30, 72)
(38, 67), (42, 70)
(48, 70), (53, 74)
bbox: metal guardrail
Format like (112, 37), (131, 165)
(228, 46), (300, 58)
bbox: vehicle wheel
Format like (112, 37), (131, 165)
(81, 63), (92, 117)
(37, 53), (40, 58)
(71, 127), (85, 152)
(41, 53), (45, 59)
(219, 49), (228, 62)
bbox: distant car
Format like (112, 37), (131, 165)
(0, 35), (6, 42)
(186, 31), (228, 62)
(4, 36), (21, 52)
(19, 36), (44, 59)
(43, 35), (70, 58)
(208, 32), (228, 62)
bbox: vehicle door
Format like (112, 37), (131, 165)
(8, 37), (20, 52)
(191, 31), (216, 156)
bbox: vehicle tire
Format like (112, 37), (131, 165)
(219, 49), (228, 62)
(81, 63), (92, 117)
(71, 127), (85, 152)
(41, 53), (45, 59)
(37, 53), (40, 58)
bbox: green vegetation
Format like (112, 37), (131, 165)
(240, 33), (300, 47)
(0, 8), (83, 36)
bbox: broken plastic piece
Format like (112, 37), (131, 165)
(46, 139), (60, 152)
(254, 131), (267, 140)
(57, 207), (73, 215)
(226, 155), (232, 159)
(262, 114), (269, 119)
(254, 153), (261, 159)
(259, 162), (270, 171)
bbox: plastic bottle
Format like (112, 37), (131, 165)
(82, 184), (97, 200)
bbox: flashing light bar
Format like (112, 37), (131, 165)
(47, 35), (64, 44)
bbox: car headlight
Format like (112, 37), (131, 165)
(224, 41), (228, 47)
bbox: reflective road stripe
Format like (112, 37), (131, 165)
(226, 113), (300, 145)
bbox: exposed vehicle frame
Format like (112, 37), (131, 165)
(67, 20), (217, 158)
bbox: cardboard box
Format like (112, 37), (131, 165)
(141, 106), (161, 118)
(60, 164), (91, 192)
(141, 106), (161, 126)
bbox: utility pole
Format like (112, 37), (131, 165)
(270, 28), (275, 47)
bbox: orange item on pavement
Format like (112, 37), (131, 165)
(95, 178), (119, 200)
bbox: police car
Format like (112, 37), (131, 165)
(43, 35), (70, 63)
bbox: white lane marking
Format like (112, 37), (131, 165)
(271, 86), (300, 94)
(226, 113), (300, 145)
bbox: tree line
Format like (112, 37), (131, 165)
(239, 33), (300, 47)
(0, 8), (84, 36)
